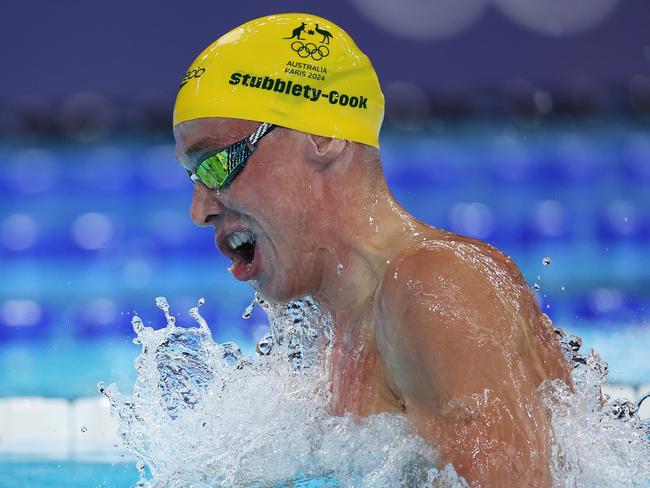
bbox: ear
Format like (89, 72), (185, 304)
(305, 134), (350, 170)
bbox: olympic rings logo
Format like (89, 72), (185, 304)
(291, 41), (329, 61)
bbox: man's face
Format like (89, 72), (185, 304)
(174, 117), (327, 303)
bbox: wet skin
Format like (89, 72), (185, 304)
(175, 117), (572, 487)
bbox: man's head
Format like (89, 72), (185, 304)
(173, 13), (384, 147)
(173, 13), (385, 303)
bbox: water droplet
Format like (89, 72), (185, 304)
(561, 285), (566, 291)
(609, 398), (638, 421)
(189, 304), (210, 332)
(256, 333), (273, 356)
(155, 296), (176, 327)
(242, 292), (259, 319)
(568, 335), (582, 352)
(221, 342), (243, 367)
(189, 297), (209, 330)
(131, 315), (144, 334)
(96, 381), (106, 393)
(337, 263), (344, 274)
(542, 256), (552, 266)
(80, 426), (87, 433)
(533, 283), (541, 291)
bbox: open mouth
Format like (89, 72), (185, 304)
(219, 229), (260, 281)
(227, 230), (256, 263)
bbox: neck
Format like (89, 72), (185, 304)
(311, 181), (427, 340)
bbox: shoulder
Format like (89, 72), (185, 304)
(378, 238), (481, 346)
(375, 234), (532, 401)
(379, 234), (527, 325)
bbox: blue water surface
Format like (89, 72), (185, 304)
(0, 461), (138, 488)
(0, 461), (342, 488)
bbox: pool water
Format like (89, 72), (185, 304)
(0, 462), (351, 488)
(0, 461), (138, 488)
(0, 461), (352, 488)
(0, 462), (352, 488)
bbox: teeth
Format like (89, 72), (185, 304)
(227, 231), (255, 250)
(230, 234), (242, 249)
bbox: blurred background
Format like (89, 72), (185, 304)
(1, 0), (649, 485)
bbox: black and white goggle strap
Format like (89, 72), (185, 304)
(248, 122), (274, 146)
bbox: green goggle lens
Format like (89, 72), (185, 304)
(188, 123), (274, 191)
(194, 140), (253, 190)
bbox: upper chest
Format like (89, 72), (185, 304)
(327, 331), (404, 417)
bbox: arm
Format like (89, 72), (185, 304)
(378, 245), (555, 487)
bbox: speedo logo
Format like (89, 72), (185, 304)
(228, 72), (368, 109)
(179, 67), (205, 89)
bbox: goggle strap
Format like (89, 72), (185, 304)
(248, 122), (273, 145)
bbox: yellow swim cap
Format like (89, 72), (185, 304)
(173, 13), (384, 148)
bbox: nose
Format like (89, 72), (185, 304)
(190, 182), (224, 226)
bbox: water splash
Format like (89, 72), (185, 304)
(154, 297), (176, 328)
(101, 297), (438, 487)
(543, 327), (650, 487)
(101, 298), (649, 487)
(241, 293), (259, 319)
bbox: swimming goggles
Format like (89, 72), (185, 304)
(187, 122), (275, 191)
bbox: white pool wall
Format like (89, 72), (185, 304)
(0, 396), (131, 461)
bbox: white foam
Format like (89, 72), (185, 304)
(100, 298), (650, 487)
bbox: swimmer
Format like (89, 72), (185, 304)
(173, 13), (572, 487)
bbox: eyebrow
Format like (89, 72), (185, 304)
(178, 130), (253, 169)
(175, 136), (227, 172)
(182, 137), (226, 160)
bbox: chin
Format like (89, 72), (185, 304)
(253, 275), (311, 305)
(255, 288), (297, 306)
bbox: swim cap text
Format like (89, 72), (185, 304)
(228, 72), (368, 109)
